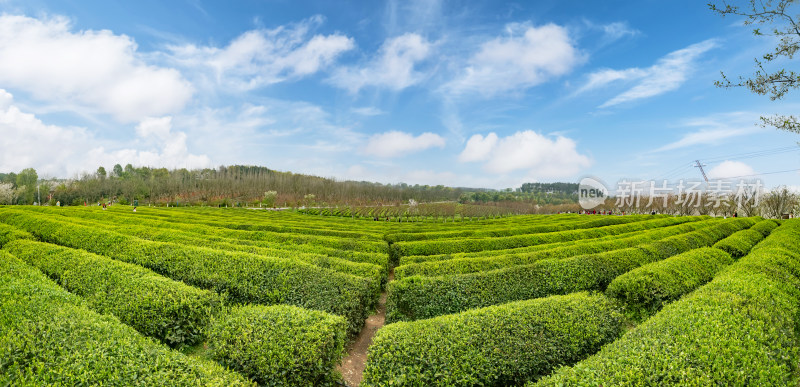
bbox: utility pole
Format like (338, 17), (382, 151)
(694, 160), (709, 184)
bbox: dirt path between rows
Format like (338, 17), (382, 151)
(337, 269), (393, 386)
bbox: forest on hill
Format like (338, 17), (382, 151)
(0, 165), (578, 209)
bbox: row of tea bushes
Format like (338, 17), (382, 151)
(362, 292), (624, 386)
(383, 215), (643, 243)
(4, 239), (221, 347)
(0, 210), (374, 336)
(391, 216), (687, 257)
(397, 216), (710, 265)
(534, 220), (800, 386)
(394, 217), (714, 279)
(605, 247), (733, 320)
(386, 218), (755, 322)
(0, 222), (34, 247)
(207, 304), (347, 386)
(40, 207), (390, 268)
(0, 250), (252, 386)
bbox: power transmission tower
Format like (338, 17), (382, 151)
(694, 160), (709, 184)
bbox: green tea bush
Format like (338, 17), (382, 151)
(712, 228), (766, 259)
(0, 210), (373, 336)
(386, 218), (754, 322)
(362, 292), (624, 386)
(749, 218), (779, 236)
(535, 220), (800, 386)
(4, 239), (222, 347)
(0, 222), (34, 247)
(605, 247), (733, 319)
(391, 216), (690, 257)
(208, 304), (347, 386)
(394, 218), (714, 279)
(0, 250), (251, 386)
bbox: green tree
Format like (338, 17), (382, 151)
(97, 166), (107, 180)
(710, 0), (800, 133)
(15, 168), (37, 204)
(113, 164), (123, 178)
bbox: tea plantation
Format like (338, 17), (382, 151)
(0, 205), (795, 386)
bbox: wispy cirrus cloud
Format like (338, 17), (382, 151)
(652, 112), (764, 152)
(363, 130), (445, 158)
(577, 39), (717, 108)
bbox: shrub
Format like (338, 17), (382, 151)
(605, 247), (733, 319)
(391, 216), (693, 257)
(534, 220), (800, 386)
(394, 218), (715, 279)
(0, 222), (34, 247)
(749, 218), (779, 236)
(0, 210), (373, 336)
(712, 228), (766, 259)
(386, 218), (754, 322)
(207, 304), (347, 386)
(362, 292), (624, 386)
(0, 250), (251, 386)
(4, 239), (222, 347)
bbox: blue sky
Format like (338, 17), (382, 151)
(0, 0), (798, 189)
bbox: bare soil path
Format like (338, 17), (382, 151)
(337, 269), (393, 386)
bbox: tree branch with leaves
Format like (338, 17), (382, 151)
(709, 0), (800, 133)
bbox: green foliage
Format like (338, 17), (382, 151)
(535, 220), (800, 386)
(0, 250), (251, 386)
(394, 217), (711, 279)
(386, 218), (754, 322)
(712, 228), (767, 259)
(4, 239), (222, 347)
(0, 209), (373, 336)
(391, 215), (671, 256)
(208, 304), (346, 386)
(605, 247), (734, 320)
(750, 218), (779, 236)
(0, 222), (34, 247)
(362, 292), (624, 386)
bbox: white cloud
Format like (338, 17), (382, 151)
(329, 33), (432, 93)
(708, 160), (756, 179)
(351, 107), (385, 116)
(363, 131), (445, 158)
(458, 130), (591, 178)
(653, 112), (763, 152)
(0, 89), (210, 177)
(579, 39), (716, 108)
(445, 22), (583, 96)
(169, 15), (354, 91)
(0, 14), (193, 122)
(458, 133), (498, 162)
(601, 22), (640, 41)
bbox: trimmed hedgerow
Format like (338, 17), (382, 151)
(383, 215), (643, 243)
(4, 239), (222, 347)
(0, 210), (373, 336)
(391, 216), (685, 257)
(748, 218), (779, 236)
(605, 247), (733, 320)
(0, 250), (252, 386)
(362, 292), (624, 387)
(534, 220), (800, 386)
(712, 228), (767, 259)
(386, 218), (754, 322)
(393, 218), (715, 279)
(207, 304), (347, 386)
(0, 222), (34, 247)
